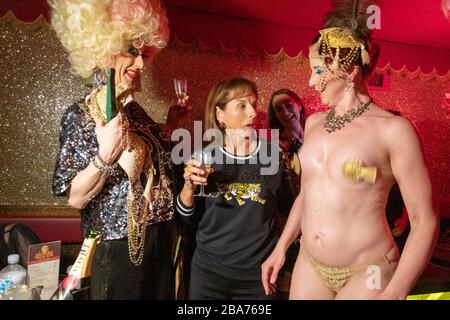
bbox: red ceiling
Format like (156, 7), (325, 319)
(165, 0), (450, 50)
(1, 0), (450, 74)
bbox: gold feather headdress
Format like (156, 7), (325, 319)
(310, 0), (376, 75)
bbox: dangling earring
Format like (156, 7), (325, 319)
(93, 68), (106, 88)
(345, 80), (354, 92)
(218, 122), (226, 130)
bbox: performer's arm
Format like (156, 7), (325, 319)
(382, 116), (439, 299)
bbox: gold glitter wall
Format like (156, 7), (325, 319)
(0, 13), (449, 214)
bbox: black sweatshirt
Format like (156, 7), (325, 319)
(176, 140), (296, 280)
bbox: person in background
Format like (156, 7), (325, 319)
(268, 88), (306, 191)
(267, 89), (307, 298)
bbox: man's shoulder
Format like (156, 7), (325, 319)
(380, 112), (415, 135)
(307, 111), (327, 122)
(375, 112), (420, 152)
(305, 111), (327, 131)
(364, 105), (414, 132)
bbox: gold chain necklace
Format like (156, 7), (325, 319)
(323, 98), (372, 133)
(87, 85), (149, 266)
(122, 116), (146, 265)
(88, 89), (107, 122)
(87, 84), (129, 122)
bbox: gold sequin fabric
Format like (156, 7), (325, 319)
(52, 100), (174, 241)
(52, 101), (129, 239)
(300, 241), (391, 293)
(121, 101), (175, 225)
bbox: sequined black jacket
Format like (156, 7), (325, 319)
(52, 100), (174, 240)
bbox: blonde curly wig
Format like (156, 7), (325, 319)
(48, 0), (169, 78)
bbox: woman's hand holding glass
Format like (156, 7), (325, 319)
(184, 151), (215, 197)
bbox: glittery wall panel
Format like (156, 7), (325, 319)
(0, 16), (89, 206)
(369, 72), (450, 200)
(0, 14), (449, 207)
(138, 44), (316, 132)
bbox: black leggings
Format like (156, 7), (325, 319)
(90, 221), (177, 300)
(189, 256), (275, 300)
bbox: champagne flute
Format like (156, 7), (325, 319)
(192, 150), (214, 197)
(174, 77), (189, 108)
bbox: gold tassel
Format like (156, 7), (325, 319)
(331, 47), (340, 71)
(361, 46), (370, 65)
(289, 152), (301, 176)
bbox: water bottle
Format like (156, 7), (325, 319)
(0, 254), (27, 285)
(0, 279), (13, 299)
(1, 284), (31, 300)
(0, 254), (30, 300)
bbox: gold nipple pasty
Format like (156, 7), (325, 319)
(341, 158), (377, 184)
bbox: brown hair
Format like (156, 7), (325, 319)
(205, 77), (258, 133)
(268, 88), (306, 133)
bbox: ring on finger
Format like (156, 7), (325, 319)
(184, 173), (194, 190)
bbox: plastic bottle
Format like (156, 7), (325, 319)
(1, 284), (31, 300)
(0, 254), (27, 284)
(0, 279), (13, 299)
(0, 254), (30, 300)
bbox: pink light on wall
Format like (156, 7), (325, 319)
(443, 0), (450, 21)
(444, 92), (450, 112)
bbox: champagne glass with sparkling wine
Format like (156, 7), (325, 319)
(174, 77), (189, 108)
(192, 150), (214, 197)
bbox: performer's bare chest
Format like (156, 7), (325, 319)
(299, 121), (389, 185)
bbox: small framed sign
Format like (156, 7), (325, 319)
(27, 241), (61, 300)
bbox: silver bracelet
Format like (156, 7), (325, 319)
(96, 152), (111, 166)
(92, 155), (116, 176)
(183, 173), (195, 191)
